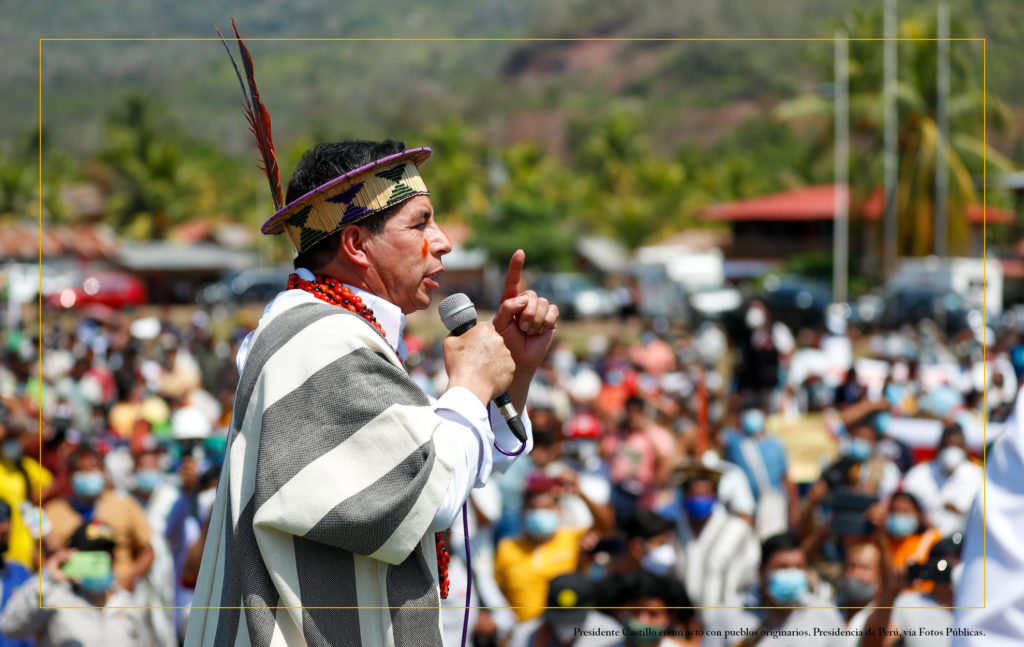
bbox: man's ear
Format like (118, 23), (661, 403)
(339, 225), (371, 269)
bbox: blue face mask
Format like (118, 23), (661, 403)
(741, 410), (765, 436)
(886, 513), (918, 538)
(845, 438), (873, 463)
(767, 568), (808, 604)
(683, 495), (716, 522)
(72, 471), (106, 499)
(134, 470), (162, 493)
(78, 573), (113, 595)
(2, 440), (22, 462)
(884, 384), (904, 407)
(523, 509), (560, 540)
(874, 412), (891, 436)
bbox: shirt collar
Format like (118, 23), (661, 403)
(295, 268), (408, 361)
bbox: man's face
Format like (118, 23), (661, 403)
(843, 545), (880, 584)
(941, 431), (966, 452)
(761, 548), (808, 605)
(363, 195), (451, 314)
(625, 404), (646, 430)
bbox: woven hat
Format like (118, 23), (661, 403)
(261, 147), (433, 254)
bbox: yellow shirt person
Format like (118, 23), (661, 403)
(0, 456), (53, 569)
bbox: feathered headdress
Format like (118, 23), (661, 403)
(216, 18), (285, 211)
(216, 20), (432, 255)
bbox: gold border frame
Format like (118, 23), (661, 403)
(35, 35), (989, 615)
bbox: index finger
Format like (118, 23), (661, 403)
(501, 249), (526, 301)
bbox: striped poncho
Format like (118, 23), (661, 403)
(185, 301), (470, 646)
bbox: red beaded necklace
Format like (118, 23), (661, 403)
(287, 273), (386, 335)
(286, 271), (451, 598)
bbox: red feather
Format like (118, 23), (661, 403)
(216, 19), (284, 211)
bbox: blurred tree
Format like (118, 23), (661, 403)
(0, 127), (78, 223)
(776, 7), (1016, 257)
(467, 142), (577, 270)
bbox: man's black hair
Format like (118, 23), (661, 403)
(938, 422), (965, 449)
(622, 509), (675, 541)
(625, 396), (645, 410)
(760, 531), (802, 568)
(286, 139), (407, 271)
(889, 490), (929, 534)
(599, 571), (695, 624)
(68, 446), (101, 473)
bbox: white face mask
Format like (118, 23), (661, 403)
(640, 543), (677, 578)
(938, 446), (966, 474)
(551, 621), (577, 645)
(746, 308), (767, 329)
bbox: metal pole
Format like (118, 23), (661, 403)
(834, 31), (850, 304)
(935, 0), (950, 258)
(884, 0), (899, 274)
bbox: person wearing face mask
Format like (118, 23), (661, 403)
(724, 407), (799, 537)
(833, 542), (883, 647)
(494, 472), (610, 621)
(702, 532), (846, 647)
(42, 447), (154, 595)
(506, 573), (623, 647)
(862, 537), (962, 647)
(545, 413), (614, 532)
(610, 570), (700, 647)
(669, 466), (759, 607)
(901, 424), (981, 536)
(866, 491), (939, 572)
(0, 520), (147, 646)
(0, 415), (55, 570)
(734, 301), (784, 407)
(129, 449), (178, 647)
(0, 501), (32, 647)
(831, 422), (901, 499)
(619, 509), (678, 578)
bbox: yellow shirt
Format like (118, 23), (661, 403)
(494, 526), (587, 621)
(0, 457), (53, 569)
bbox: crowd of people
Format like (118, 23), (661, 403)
(0, 293), (1019, 647)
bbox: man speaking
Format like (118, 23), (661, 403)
(185, 136), (557, 646)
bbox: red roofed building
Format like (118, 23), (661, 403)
(701, 184), (1017, 262)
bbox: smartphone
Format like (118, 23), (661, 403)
(61, 551), (112, 581)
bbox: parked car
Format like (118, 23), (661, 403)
(47, 272), (147, 310)
(196, 266), (292, 305)
(629, 262), (689, 322)
(528, 273), (617, 320)
(878, 288), (976, 334)
(753, 275), (833, 331)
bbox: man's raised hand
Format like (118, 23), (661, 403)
(493, 249), (559, 371)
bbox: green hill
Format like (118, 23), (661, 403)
(4, 0), (1018, 158)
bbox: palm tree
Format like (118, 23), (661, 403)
(776, 8), (1015, 258)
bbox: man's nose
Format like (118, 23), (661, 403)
(430, 223), (453, 256)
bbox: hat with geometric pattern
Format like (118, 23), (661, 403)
(261, 147), (432, 255)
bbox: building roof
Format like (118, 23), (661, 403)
(116, 242), (254, 272)
(701, 184), (1017, 226)
(0, 224), (119, 260)
(702, 185), (842, 222)
(861, 189), (1016, 226)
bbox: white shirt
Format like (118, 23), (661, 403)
(673, 505), (760, 606)
(902, 458), (983, 536)
(236, 268), (532, 532)
(953, 387), (1024, 646)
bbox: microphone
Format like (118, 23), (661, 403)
(439, 293), (529, 444)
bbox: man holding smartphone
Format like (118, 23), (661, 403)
(0, 520), (147, 646)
